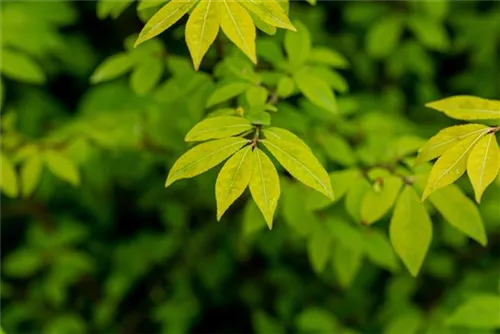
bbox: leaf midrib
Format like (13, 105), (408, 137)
(222, 0), (251, 54)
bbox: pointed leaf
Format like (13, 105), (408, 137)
(467, 133), (500, 202)
(307, 223), (332, 273)
(366, 16), (403, 58)
(241, 0), (295, 31)
(262, 138), (333, 199)
(446, 294), (500, 329)
(263, 127), (311, 151)
(90, 53), (134, 84)
(130, 58), (163, 95)
(220, 0), (257, 63)
(21, 153), (43, 197)
(0, 49), (45, 84)
(390, 186), (432, 276)
(284, 20), (311, 68)
(294, 68), (337, 113)
(364, 230), (400, 272)
(416, 124), (489, 164)
(423, 130), (488, 200)
(165, 137), (248, 187)
(135, 0), (196, 47)
(361, 176), (403, 225)
(0, 153), (18, 198)
(206, 82), (251, 108)
(332, 243), (363, 288)
(249, 148), (280, 229)
(345, 177), (371, 222)
(426, 184), (487, 246)
(186, 0), (220, 70)
(216, 146), (253, 220)
(329, 169), (361, 202)
(425, 96), (500, 120)
(44, 151), (80, 187)
(308, 47), (349, 68)
(185, 116), (253, 142)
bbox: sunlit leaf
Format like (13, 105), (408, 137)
(361, 176), (403, 225)
(44, 151), (80, 186)
(165, 137), (248, 187)
(241, 0), (295, 31)
(262, 137), (333, 199)
(425, 96), (500, 120)
(185, 0), (220, 70)
(390, 186), (432, 276)
(249, 148), (280, 229)
(216, 146), (253, 220)
(185, 116), (253, 142)
(263, 127), (311, 151)
(416, 124), (489, 164)
(135, 0), (195, 47)
(467, 133), (500, 203)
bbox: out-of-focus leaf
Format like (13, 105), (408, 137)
(20, 153), (42, 197)
(332, 243), (363, 288)
(3, 249), (43, 278)
(130, 58), (163, 95)
(0, 48), (45, 84)
(206, 82), (250, 108)
(307, 223), (332, 273)
(0, 153), (18, 198)
(366, 16), (403, 58)
(308, 47), (349, 68)
(44, 150), (80, 186)
(446, 294), (500, 329)
(296, 308), (338, 333)
(284, 20), (311, 69)
(90, 53), (135, 84)
(294, 68), (337, 113)
(361, 176), (403, 225)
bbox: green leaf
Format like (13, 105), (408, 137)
(241, 0), (295, 31)
(185, 0), (220, 70)
(416, 124), (489, 164)
(408, 16), (449, 51)
(390, 186), (432, 276)
(385, 309), (422, 334)
(425, 96), (500, 120)
(276, 76), (295, 98)
(21, 153), (43, 197)
(2, 249), (43, 278)
(245, 106), (271, 125)
(446, 294), (500, 329)
(361, 176), (403, 225)
(332, 243), (363, 288)
(366, 16), (403, 58)
(216, 146), (253, 220)
(135, 0), (196, 47)
(308, 47), (349, 68)
(245, 86), (268, 106)
(44, 151), (80, 187)
(206, 82), (251, 108)
(242, 200), (266, 236)
(166, 137), (248, 187)
(185, 116), (253, 142)
(249, 148), (280, 229)
(282, 182), (315, 236)
(90, 53), (135, 84)
(252, 15), (277, 36)
(0, 49), (45, 84)
(423, 130), (488, 200)
(294, 68), (337, 113)
(296, 308), (338, 334)
(345, 177), (371, 222)
(284, 20), (311, 69)
(263, 127), (310, 151)
(425, 184), (487, 246)
(317, 132), (356, 166)
(262, 137), (333, 199)
(364, 229), (400, 272)
(326, 217), (365, 251)
(467, 133), (500, 202)
(329, 169), (361, 202)
(130, 58), (163, 95)
(307, 223), (332, 273)
(220, 0), (257, 63)
(0, 153), (18, 198)
(253, 311), (284, 334)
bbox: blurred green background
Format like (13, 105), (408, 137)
(1, 1), (499, 333)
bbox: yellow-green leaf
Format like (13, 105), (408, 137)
(249, 148), (280, 229)
(0, 49), (45, 84)
(284, 20), (311, 68)
(294, 68), (337, 113)
(90, 53), (135, 84)
(467, 133), (500, 203)
(185, 0), (220, 70)
(263, 127), (311, 151)
(206, 82), (251, 108)
(220, 0), (257, 63)
(422, 130), (488, 200)
(425, 96), (500, 120)
(44, 150), (80, 187)
(416, 124), (489, 164)
(185, 116), (253, 142)
(135, 0), (196, 47)
(21, 153), (43, 197)
(390, 186), (432, 276)
(166, 137), (248, 187)
(361, 176), (403, 225)
(446, 294), (500, 329)
(425, 184), (487, 246)
(241, 0), (295, 31)
(130, 58), (163, 95)
(216, 146), (253, 220)
(262, 138), (333, 199)
(1, 153), (18, 198)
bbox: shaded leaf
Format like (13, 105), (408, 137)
(165, 137), (248, 187)
(296, 308), (338, 334)
(329, 169), (361, 202)
(366, 16), (403, 58)
(0, 49), (45, 84)
(130, 58), (163, 95)
(21, 153), (43, 197)
(332, 243), (363, 288)
(361, 176), (403, 225)
(242, 0), (295, 31)
(185, 116), (253, 142)
(294, 68), (337, 113)
(467, 133), (500, 202)
(364, 229), (400, 272)
(284, 20), (311, 68)
(90, 53), (135, 84)
(44, 151), (80, 187)
(425, 96), (500, 120)
(408, 16), (449, 51)
(307, 223), (332, 273)
(446, 294), (500, 329)
(308, 47), (349, 68)
(345, 177), (371, 222)
(206, 82), (250, 108)
(0, 153), (18, 198)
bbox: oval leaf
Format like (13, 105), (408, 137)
(262, 138), (333, 199)
(284, 20), (311, 68)
(135, 0), (196, 47)
(90, 53), (135, 84)
(220, 0), (257, 63)
(185, 116), (253, 142)
(361, 176), (403, 225)
(467, 133), (500, 203)
(186, 0), (220, 70)
(216, 145), (253, 220)
(44, 151), (80, 187)
(0, 153), (18, 198)
(308, 223), (332, 274)
(206, 82), (251, 108)
(21, 153), (43, 197)
(332, 243), (363, 288)
(166, 137), (248, 187)
(130, 58), (163, 95)
(249, 148), (280, 229)
(390, 186), (432, 276)
(425, 96), (500, 120)
(422, 130), (488, 200)
(294, 68), (337, 113)
(416, 124), (489, 164)
(263, 127), (311, 151)
(0, 49), (45, 84)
